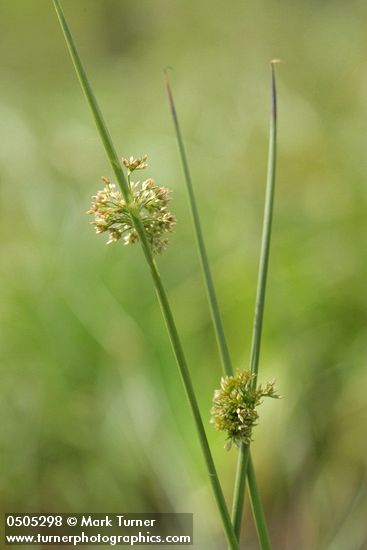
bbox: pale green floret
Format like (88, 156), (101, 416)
(211, 370), (279, 450)
(122, 154), (148, 173)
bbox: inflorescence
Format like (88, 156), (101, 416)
(211, 369), (279, 450)
(87, 156), (176, 254)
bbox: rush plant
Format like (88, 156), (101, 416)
(53, 1), (280, 548)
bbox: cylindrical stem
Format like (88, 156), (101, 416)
(164, 69), (233, 377)
(247, 455), (272, 550)
(230, 61), (278, 547)
(249, 62), (278, 382)
(231, 443), (250, 538)
(134, 218), (239, 549)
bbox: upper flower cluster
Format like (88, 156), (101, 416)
(87, 156), (175, 254)
(211, 369), (279, 449)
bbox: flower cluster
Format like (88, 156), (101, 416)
(211, 370), (279, 450)
(87, 157), (175, 254)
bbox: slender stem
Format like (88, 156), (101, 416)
(52, 0), (130, 202)
(247, 455), (272, 550)
(231, 61), (279, 546)
(231, 443), (250, 537)
(164, 70), (274, 548)
(249, 62), (278, 382)
(133, 217), (240, 550)
(164, 69), (232, 377)
(52, 2), (239, 548)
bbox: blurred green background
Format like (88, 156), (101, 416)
(1, 1), (367, 548)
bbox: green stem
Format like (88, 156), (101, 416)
(249, 62), (278, 382)
(247, 455), (272, 550)
(52, 2), (239, 548)
(231, 443), (250, 538)
(133, 216), (239, 550)
(133, 221), (239, 550)
(231, 61), (279, 546)
(164, 69), (232, 377)
(164, 69), (274, 548)
(52, 0), (129, 202)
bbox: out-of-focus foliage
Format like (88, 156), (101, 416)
(1, 1), (367, 548)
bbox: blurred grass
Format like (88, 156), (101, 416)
(1, 0), (367, 548)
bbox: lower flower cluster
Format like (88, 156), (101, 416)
(211, 370), (279, 449)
